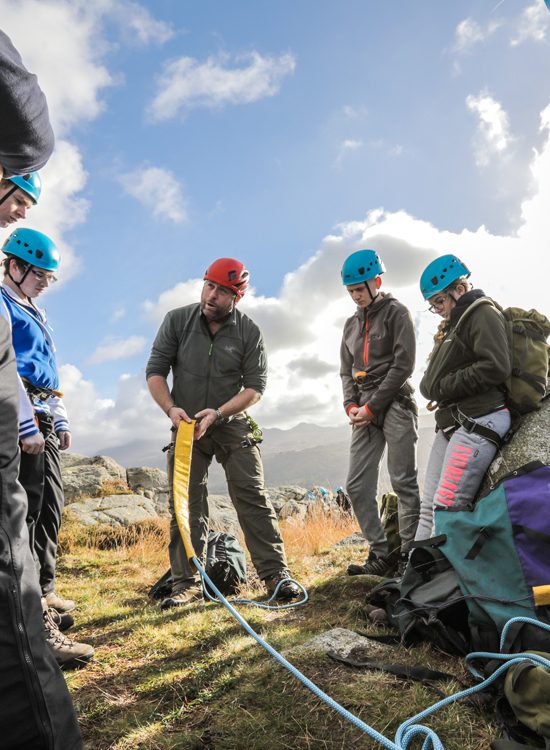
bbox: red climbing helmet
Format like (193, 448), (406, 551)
(204, 258), (250, 299)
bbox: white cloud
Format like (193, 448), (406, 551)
(466, 91), (513, 167)
(119, 165), (188, 223)
(111, 306), (126, 322)
(454, 18), (486, 52)
(335, 138), (363, 167)
(89, 336), (147, 364)
(511, 1), (549, 46)
(450, 16), (500, 75)
(92, 0), (174, 46)
(59, 365), (167, 455)
(148, 51), (296, 121)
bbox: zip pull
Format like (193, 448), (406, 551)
(209, 342), (213, 356)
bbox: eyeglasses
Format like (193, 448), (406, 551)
(29, 267), (57, 284)
(428, 294), (448, 314)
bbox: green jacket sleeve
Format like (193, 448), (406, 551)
(145, 312), (178, 380)
(241, 323), (267, 395)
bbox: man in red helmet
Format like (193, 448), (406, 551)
(147, 258), (300, 607)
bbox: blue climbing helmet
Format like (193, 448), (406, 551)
(2, 228), (60, 271)
(341, 249), (385, 286)
(5, 172), (42, 204)
(420, 254), (471, 300)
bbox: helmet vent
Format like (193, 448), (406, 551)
(35, 250), (43, 258)
(358, 266), (365, 275)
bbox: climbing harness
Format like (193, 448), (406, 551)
(171, 421), (550, 749)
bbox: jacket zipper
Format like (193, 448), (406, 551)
(363, 316), (369, 367)
(205, 339), (214, 405)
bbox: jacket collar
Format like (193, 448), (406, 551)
(449, 288), (486, 326)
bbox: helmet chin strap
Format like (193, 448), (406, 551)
(7, 258), (31, 291)
(0, 184), (17, 206)
(364, 276), (381, 303)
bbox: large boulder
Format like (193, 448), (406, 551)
(61, 454), (128, 503)
(127, 466), (170, 514)
(65, 494), (158, 527)
(208, 494), (239, 534)
(483, 399), (550, 490)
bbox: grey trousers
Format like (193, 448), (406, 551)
(415, 407), (512, 541)
(346, 400), (420, 556)
(167, 416), (287, 593)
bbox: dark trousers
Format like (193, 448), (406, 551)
(167, 416), (287, 593)
(0, 318), (82, 749)
(19, 413), (65, 594)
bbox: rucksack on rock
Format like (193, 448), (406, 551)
(148, 530), (247, 600)
(500, 307), (550, 415)
(454, 299), (550, 416)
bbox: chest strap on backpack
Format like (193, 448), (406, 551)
(451, 407), (505, 449)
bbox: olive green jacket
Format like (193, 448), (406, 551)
(420, 291), (511, 430)
(146, 303), (267, 417)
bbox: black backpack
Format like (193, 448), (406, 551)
(203, 531), (247, 596)
(148, 531), (247, 599)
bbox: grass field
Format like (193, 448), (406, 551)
(58, 507), (497, 750)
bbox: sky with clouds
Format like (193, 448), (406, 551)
(2, 0), (550, 458)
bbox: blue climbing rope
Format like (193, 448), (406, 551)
(200, 568), (309, 610)
(193, 558), (550, 750)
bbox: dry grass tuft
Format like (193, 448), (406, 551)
(280, 502), (358, 557)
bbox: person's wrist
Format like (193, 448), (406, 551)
(166, 404), (176, 416)
(215, 408), (224, 422)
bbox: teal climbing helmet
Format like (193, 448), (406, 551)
(7, 172), (42, 204)
(420, 254), (470, 300)
(341, 249), (385, 286)
(2, 228), (60, 271)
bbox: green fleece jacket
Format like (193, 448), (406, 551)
(145, 303), (267, 416)
(420, 290), (511, 430)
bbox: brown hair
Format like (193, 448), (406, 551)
(2, 256), (28, 276)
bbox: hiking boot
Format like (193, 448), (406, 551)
(160, 585), (203, 610)
(43, 608), (94, 669)
(347, 551), (397, 577)
(264, 570), (302, 600)
(44, 590), (76, 613)
(48, 607), (74, 633)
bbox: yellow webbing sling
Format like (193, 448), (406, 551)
(172, 420), (197, 570)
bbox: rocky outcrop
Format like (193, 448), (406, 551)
(127, 466), (170, 515)
(483, 398), (550, 491)
(60, 453), (344, 528)
(65, 494), (159, 527)
(61, 454), (128, 502)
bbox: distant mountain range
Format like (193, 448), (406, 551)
(98, 412), (436, 494)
